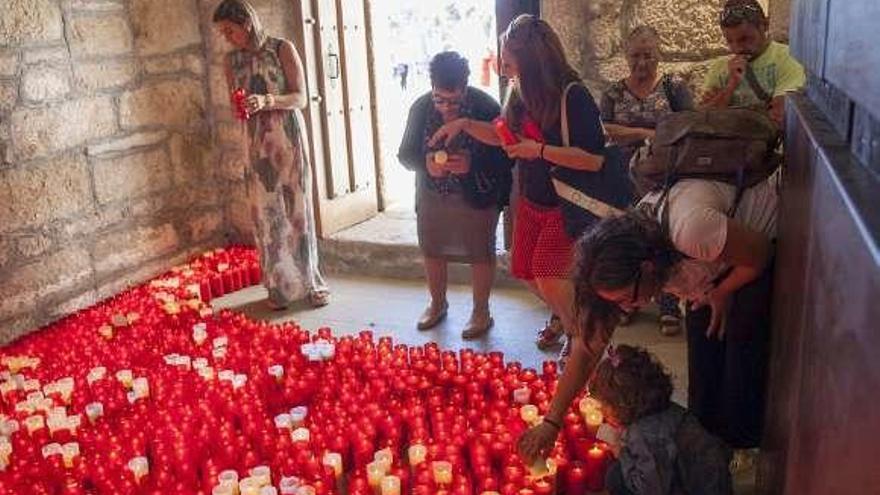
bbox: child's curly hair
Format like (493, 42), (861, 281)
(590, 345), (674, 425)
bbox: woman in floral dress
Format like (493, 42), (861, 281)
(214, 0), (329, 309)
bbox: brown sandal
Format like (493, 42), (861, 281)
(535, 315), (564, 350)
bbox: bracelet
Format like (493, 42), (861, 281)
(542, 417), (561, 430)
(539, 144), (546, 159)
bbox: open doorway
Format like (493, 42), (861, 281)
(369, 1), (500, 210)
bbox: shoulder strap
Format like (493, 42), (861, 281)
(744, 65), (772, 103)
(661, 74), (677, 110)
(560, 81), (579, 147)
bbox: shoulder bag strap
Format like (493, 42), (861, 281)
(744, 65), (772, 104)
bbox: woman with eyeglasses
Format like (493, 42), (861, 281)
(430, 15), (606, 361)
(397, 51), (512, 338)
(518, 166), (778, 461)
(600, 25), (695, 336)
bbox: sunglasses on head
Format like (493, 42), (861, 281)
(719, 3), (764, 25)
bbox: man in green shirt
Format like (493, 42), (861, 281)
(701, 0), (806, 126)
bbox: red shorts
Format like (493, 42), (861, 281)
(511, 198), (574, 280)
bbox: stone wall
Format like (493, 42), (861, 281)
(0, 0), (224, 342)
(542, 0), (787, 100)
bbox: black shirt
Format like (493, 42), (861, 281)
(519, 84), (606, 207)
(397, 87), (513, 209)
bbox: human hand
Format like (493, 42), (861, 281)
(428, 118), (467, 148)
(425, 153), (447, 178)
(727, 56), (748, 87)
(502, 139), (542, 160)
(444, 153), (471, 175)
(690, 288), (731, 339)
(246, 94), (272, 113)
(517, 421), (559, 464)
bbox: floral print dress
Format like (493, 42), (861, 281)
(228, 37), (328, 306)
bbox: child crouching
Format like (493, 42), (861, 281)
(591, 345), (732, 495)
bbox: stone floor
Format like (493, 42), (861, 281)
(215, 275), (755, 494)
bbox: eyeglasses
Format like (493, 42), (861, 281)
(719, 3), (764, 25)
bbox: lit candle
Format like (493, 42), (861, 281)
(116, 369), (134, 389)
(289, 406), (308, 427)
(380, 475), (401, 495)
(98, 324), (114, 339)
(578, 396), (602, 416)
(61, 442), (79, 468)
(41, 443), (63, 459)
(513, 387), (531, 404)
(259, 487), (278, 495)
(217, 370), (235, 382)
(432, 461), (453, 486)
(274, 413), (292, 430)
(249, 465), (271, 486)
(367, 462), (385, 489)
(584, 443), (609, 491)
(127, 456), (149, 484)
(278, 476), (300, 494)
(198, 366), (216, 381)
(290, 427), (310, 444)
(584, 409), (604, 436)
(217, 470), (239, 487)
(212, 483), (235, 495)
(408, 444), (427, 466)
(374, 447), (393, 472)
(193, 324), (208, 345)
(322, 452), (343, 478)
(520, 404), (540, 426)
(267, 365), (284, 382)
(24, 415), (45, 435)
(87, 366), (107, 385)
(132, 377), (149, 399)
(239, 477), (261, 495)
(231, 374), (247, 390)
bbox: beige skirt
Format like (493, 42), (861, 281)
(416, 185), (499, 263)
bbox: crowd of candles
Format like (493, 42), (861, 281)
(0, 247), (613, 494)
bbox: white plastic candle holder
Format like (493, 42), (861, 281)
(231, 374), (247, 390)
(116, 369), (134, 389)
(213, 336), (228, 348)
(279, 476), (301, 494)
(408, 444), (427, 466)
(432, 461), (453, 485)
(213, 347), (228, 359)
(260, 487), (278, 495)
(513, 387), (532, 404)
(289, 406), (307, 427)
(267, 365), (284, 381)
(380, 475), (401, 495)
(366, 461), (385, 488)
(87, 367), (107, 385)
(217, 370), (235, 382)
(127, 456), (149, 483)
(290, 427), (310, 443)
(520, 404), (540, 425)
(193, 358), (209, 370)
(274, 413), (292, 430)
(249, 465), (271, 486)
(86, 403), (104, 424)
(239, 477), (261, 495)
(41, 443), (63, 459)
(62, 442), (80, 468)
(24, 415), (45, 435)
(322, 452), (343, 478)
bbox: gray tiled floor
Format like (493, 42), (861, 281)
(213, 274), (688, 404)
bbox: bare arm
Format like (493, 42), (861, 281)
(503, 139), (604, 172)
(270, 39), (308, 110)
(428, 117), (502, 148)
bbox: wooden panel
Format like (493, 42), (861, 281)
(314, 0), (351, 198)
(338, 0), (376, 191)
(788, 0), (828, 76)
(805, 73), (852, 140)
(851, 104), (880, 176)
(825, 0), (880, 120)
(759, 94), (880, 495)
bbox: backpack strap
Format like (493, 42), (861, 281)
(744, 65), (772, 104)
(559, 81), (579, 147)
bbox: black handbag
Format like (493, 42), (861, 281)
(551, 82), (635, 238)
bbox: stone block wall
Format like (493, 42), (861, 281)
(0, 0), (225, 342)
(543, 0), (788, 100)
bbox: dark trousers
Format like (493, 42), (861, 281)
(606, 461), (635, 495)
(686, 260), (774, 449)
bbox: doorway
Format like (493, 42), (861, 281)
(369, 1), (500, 210)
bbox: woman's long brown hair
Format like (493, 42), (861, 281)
(213, 0), (267, 50)
(500, 14), (581, 132)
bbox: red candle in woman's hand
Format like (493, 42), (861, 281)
(493, 118), (519, 145)
(232, 88), (249, 121)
